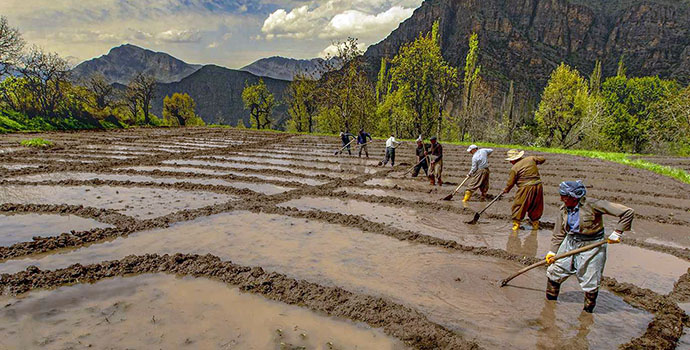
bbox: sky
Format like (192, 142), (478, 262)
(1, 0), (423, 68)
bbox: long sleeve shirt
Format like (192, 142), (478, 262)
(341, 133), (355, 144)
(429, 142), (442, 162)
(551, 197), (634, 252)
(504, 156), (545, 192)
(416, 144), (429, 162)
(385, 136), (401, 148)
(469, 148), (493, 175)
(357, 132), (372, 144)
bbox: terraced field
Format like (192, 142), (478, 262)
(0, 128), (688, 349)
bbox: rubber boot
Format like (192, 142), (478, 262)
(437, 177), (443, 186)
(428, 175), (435, 186)
(479, 192), (487, 201)
(531, 220), (540, 230)
(546, 279), (561, 301)
(583, 290), (598, 313)
(462, 191), (472, 202)
(512, 220), (521, 231)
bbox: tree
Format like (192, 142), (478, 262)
(163, 93), (204, 126)
(285, 73), (317, 133)
(460, 32), (481, 141)
(0, 16), (25, 77)
(84, 73), (115, 110)
(19, 46), (71, 117)
(601, 75), (679, 153)
(127, 72), (156, 124)
(242, 79), (275, 129)
(387, 22), (457, 138)
(535, 63), (592, 148)
(317, 38), (375, 134)
(589, 60), (602, 94)
(616, 56), (626, 78)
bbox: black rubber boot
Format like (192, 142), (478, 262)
(583, 290), (598, 313)
(546, 279), (561, 301)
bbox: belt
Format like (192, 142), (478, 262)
(569, 229), (605, 242)
(519, 179), (542, 187)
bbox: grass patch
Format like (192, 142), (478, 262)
(20, 138), (54, 148)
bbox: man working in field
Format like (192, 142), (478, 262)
(357, 128), (373, 158)
(463, 145), (493, 202)
(380, 134), (402, 167)
(545, 180), (634, 313)
(338, 131), (355, 155)
(502, 149), (545, 231)
(426, 136), (443, 186)
(412, 136), (429, 177)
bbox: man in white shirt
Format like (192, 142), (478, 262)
(380, 134), (402, 166)
(463, 144), (493, 202)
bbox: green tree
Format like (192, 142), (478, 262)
(242, 79), (275, 129)
(589, 60), (602, 94)
(535, 63), (592, 148)
(616, 56), (626, 78)
(127, 72), (156, 124)
(387, 21), (457, 138)
(0, 16), (25, 77)
(285, 74), (317, 133)
(459, 32), (481, 141)
(316, 38), (374, 134)
(163, 93), (204, 127)
(601, 75), (679, 153)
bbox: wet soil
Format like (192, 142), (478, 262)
(0, 213), (113, 246)
(0, 273), (405, 349)
(1, 128), (688, 349)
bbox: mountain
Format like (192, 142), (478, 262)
(151, 65), (290, 126)
(365, 0), (690, 105)
(242, 56), (340, 80)
(72, 44), (202, 84)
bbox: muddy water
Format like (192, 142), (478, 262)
(0, 274), (404, 350)
(280, 196), (688, 295)
(119, 166), (326, 186)
(9, 172), (293, 195)
(0, 211), (652, 349)
(0, 164), (41, 170)
(0, 213), (113, 246)
(199, 155), (381, 174)
(0, 185), (235, 219)
(163, 159), (355, 179)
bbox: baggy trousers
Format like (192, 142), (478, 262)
(511, 183), (544, 222)
(382, 147), (395, 166)
(546, 235), (607, 292)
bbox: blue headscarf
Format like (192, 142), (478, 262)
(559, 180), (586, 199)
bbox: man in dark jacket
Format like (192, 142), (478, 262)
(337, 131), (355, 155)
(412, 136), (429, 177)
(426, 136), (443, 186)
(357, 129), (373, 158)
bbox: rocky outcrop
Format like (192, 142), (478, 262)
(242, 56), (341, 81)
(365, 0), (690, 101)
(71, 44), (201, 85)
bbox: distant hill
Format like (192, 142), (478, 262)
(365, 0), (690, 105)
(241, 56), (341, 81)
(152, 65), (290, 127)
(71, 44), (201, 84)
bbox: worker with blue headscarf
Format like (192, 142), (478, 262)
(545, 180), (634, 313)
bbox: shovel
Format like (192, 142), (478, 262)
(500, 240), (609, 287)
(442, 174), (470, 201)
(466, 193), (502, 224)
(399, 156), (427, 177)
(335, 138), (357, 155)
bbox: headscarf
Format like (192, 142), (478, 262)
(559, 180), (586, 199)
(416, 135), (422, 143)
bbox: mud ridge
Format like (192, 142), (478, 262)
(622, 238), (690, 262)
(0, 203), (137, 227)
(0, 254), (481, 350)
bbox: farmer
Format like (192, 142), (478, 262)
(357, 128), (373, 158)
(502, 149), (545, 231)
(380, 134), (401, 167)
(338, 131), (355, 155)
(545, 180), (634, 313)
(412, 135), (429, 177)
(464, 144), (493, 202)
(426, 136), (443, 186)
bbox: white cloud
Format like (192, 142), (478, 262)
(156, 29), (202, 43)
(318, 41), (367, 58)
(261, 0), (421, 41)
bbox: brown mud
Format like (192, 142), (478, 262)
(1, 128), (688, 349)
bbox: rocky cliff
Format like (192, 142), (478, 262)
(72, 44), (201, 85)
(365, 0), (690, 103)
(242, 56), (338, 81)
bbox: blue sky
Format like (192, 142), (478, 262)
(1, 0), (422, 68)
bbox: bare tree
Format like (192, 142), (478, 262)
(85, 73), (115, 110)
(19, 46), (71, 117)
(0, 16), (25, 77)
(127, 72), (156, 124)
(124, 85), (140, 122)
